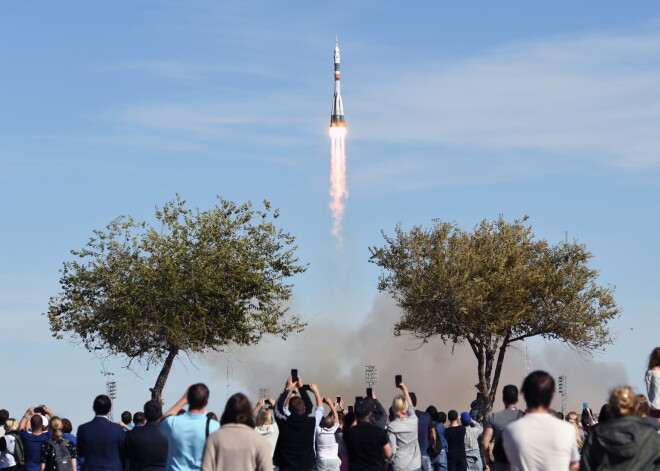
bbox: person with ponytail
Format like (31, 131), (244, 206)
(40, 417), (77, 471)
(580, 386), (660, 470)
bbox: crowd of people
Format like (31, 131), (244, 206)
(1, 347), (659, 471)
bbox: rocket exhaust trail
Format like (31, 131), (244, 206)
(329, 38), (347, 239)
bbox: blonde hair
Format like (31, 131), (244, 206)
(255, 408), (272, 426)
(609, 386), (636, 417)
(391, 395), (407, 419)
(49, 417), (63, 440)
(565, 412), (583, 449)
(4, 419), (18, 433)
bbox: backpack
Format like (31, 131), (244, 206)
(2, 432), (25, 465)
(46, 438), (73, 471)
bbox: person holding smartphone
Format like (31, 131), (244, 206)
(273, 374), (324, 471)
(387, 383), (421, 471)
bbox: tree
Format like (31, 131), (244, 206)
(48, 195), (307, 402)
(369, 216), (619, 420)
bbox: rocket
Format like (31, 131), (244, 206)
(330, 38), (345, 127)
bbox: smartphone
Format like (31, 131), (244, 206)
(348, 405), (354, 413)
(395, 374), (402, 386)
(291, 369), (298, 383)
(355, 396), (363, 405)
(34, 407), (45, 414)
(366, 388), (373, 398)
(336, 396), (341, 404)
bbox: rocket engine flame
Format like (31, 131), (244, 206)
(329, 125), (348, 238)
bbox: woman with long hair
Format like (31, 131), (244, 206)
(39, 417), (77, 471)
(201, 393), (271, 471)
(253, 398), (278, 466)
(580, 386), (660, 470)
(564, 412), (584, 451)
(646, 347), (660, 418)
(387, 383), (421, 471)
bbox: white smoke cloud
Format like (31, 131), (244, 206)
(206, 295), (628, 414)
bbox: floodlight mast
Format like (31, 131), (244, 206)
(365, 364), (378, 389)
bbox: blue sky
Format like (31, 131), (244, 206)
(2, 1), (660, 426)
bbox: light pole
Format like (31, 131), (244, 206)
(365, 364), (378, 389)
(103, 371), (117, 421)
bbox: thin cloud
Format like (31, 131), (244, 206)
(352, 30), (660, 169)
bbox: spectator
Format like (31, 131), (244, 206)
(646, 347), (660, 418)
(366, 396), (387, 430)
(338, 407), (354, 471)
(634, 394), (660, 429)
(126, 400), (168, 471)
(201, 393), (271, 471)
(273, 376), (324, 471)
(387, 383), (420, 471)
(443, 411), (466, 471)
(481, 384), (523, 471)
(0, 411), (8, 438)
(40, 417), (77, 471)
(431, 411), (448, 471)
(253, 398), (278, 462)
(343, 399), (392, 471)
(77, 395), (126, 471)
(160, 384), (220, 471)
(119, 412), (134, 431)
(459, 413), (481, 471)
(580, 386), (660, 470)
(0, 419), (24, 471)
(19, 406), (55, 471)
(502, 371), (579, 471)
(133, 413), (147, 428)
(316, 397), (341, 471)
(565, 412), (585, 451)
(410, 395), (432, 471)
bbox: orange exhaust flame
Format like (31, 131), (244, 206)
(329, 126), (348, 239)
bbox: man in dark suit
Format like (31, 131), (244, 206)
(126, 400), (168, 471)
(77, 395), (126, 471)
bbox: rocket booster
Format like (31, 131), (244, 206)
(330, 38), (345, 127)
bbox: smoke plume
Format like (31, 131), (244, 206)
(207, 295), (629, 414)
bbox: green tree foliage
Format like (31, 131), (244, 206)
(369, 216), (619, 419)
(48, 195), (307, 402)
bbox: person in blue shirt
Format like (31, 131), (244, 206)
(18, 406), (54, 471)
(160, 384), (220, 471)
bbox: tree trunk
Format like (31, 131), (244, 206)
(150, 346), (179, 403)
(483, 335), (511, 422)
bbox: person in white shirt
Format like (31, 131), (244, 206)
(315, 397), (341, 471)
(502, 371), (579, 471)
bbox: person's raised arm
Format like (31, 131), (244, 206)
(309, 384), (323, 407)
(324, 398), (339, 425)
(275, 376), (296, 419)
(161, 388), (189, 421)
(41, 406), (54, 419)
(298, 379), (313, 415)
(19, 407), (34, 432)
(253, 399), (266, 417)
(398, 383), (413, 409)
